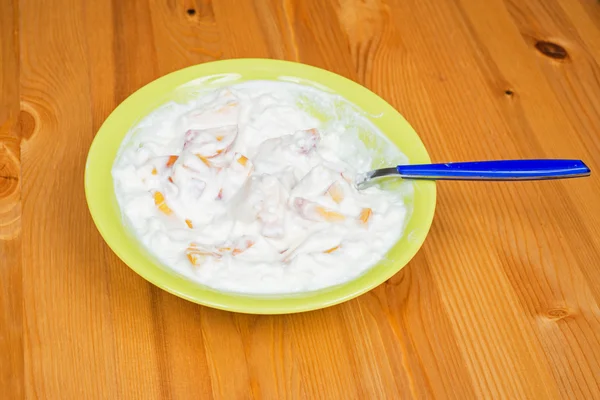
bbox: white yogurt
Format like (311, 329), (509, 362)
(112, 81), (409, 294)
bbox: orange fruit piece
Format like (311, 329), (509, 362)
(185, 219), (193, 229)
(233, 240), (254, 256)
(186, 245), (221, 266)
(359, 208), (372, 225)
(186, 250), (212, 266)
(316, 206), (346, 222)
(216, 239), (254, 256)
(326, 182), (344, 204)
(237, 154), (249, 167)
(153, 191), (173, 215)
(196, 155), (211, 167)
(324, 245), (340, 254)
(186, 252), (202, 266)
(151, 167), (158, 175)
(166, 155), (179, 167)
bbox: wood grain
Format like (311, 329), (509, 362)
(1, 0), (599, 398)
(0, 0), (23, 398)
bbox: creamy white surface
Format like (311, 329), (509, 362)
(112, 81), (409, 294)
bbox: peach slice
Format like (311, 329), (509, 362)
(324, 245), (341, 254)
(237, 154), (249, 167)
(186, 246), (220, 266)
(217, 238), (255, 256)
(228, 153), (253, 178)
(358, 208), (372, 225)
(232, 240), (254, 256)
(166, 155), (179, 167)
(185, 246), (221, 266)
(293, 198), (346, 222)
(186, 252), (203, 266)
(153, 191), (172, 215)
(326, 182), (344, 204)
(196, 155), (212, 167)
(146, 156), (178, 176)
(316, 207), (346, 222)
(184, 126), (238, 159)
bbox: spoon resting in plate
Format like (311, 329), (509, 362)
(355, 159), (591, 190)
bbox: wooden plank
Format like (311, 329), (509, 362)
(0, 0), (23, 398)
(19, 0), (119, 397)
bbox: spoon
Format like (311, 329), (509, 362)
(355, 159), (591, 189)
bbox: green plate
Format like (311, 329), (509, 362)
(84, 59), (436, 314)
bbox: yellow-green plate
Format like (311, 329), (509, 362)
(84, 59), (436, 314)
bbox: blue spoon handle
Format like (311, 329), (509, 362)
(396, 159), (591, 180)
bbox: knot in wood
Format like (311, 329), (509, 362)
(535, 41), (568, 60)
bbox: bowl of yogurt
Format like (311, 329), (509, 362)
(85, 59), (436, 314)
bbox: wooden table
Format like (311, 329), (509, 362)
(2, 0), (600, 398)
